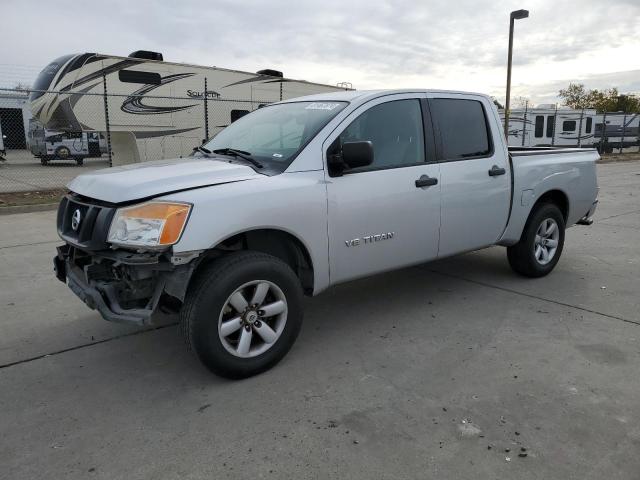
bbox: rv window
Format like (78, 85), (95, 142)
(546, 115), (555, 137)
(585, 117), (593, 134)
(231, 110), (250, 123)
(118, 70), (161, 85)
(534, 115), (544, 138)
(562, 120), (576, 132)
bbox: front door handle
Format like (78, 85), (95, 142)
(488, 165), (506, 176)
(415, 175), (438, 188)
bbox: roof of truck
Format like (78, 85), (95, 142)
(279, 89), (491, 104)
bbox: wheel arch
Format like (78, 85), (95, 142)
(531, 189), (569, 224)
(196, 227), (315, 295)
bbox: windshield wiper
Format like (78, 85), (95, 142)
(193, 145), (212, 155)
(212, 148), (263, 168)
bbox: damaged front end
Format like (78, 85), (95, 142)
(54, 193), (200, 326)
(54, 245), (197, 325)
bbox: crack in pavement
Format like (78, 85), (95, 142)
(0, 239), (60, 250)
(428, 268), (640, 327)
(596, 209), (640, 221)
(0, 322), (178, 370)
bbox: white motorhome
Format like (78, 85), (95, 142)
(501, 107), (639, 152)
(30, 51), (352, 165)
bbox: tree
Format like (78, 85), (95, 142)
(558, 83), (589, 109)
(559, 83), (640, 113)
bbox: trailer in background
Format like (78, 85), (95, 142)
(500, 107), (639, 152)
(30, 50), (352, 165)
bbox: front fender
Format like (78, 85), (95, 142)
(160, 170), (330, 294)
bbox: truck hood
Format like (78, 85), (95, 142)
(67, 158), (263, 203)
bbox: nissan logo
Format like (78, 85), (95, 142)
(71, 209), (82, 231)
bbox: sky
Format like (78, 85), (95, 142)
(1, 0), (639, 105)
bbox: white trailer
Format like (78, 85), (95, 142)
(28, 118), (106, 165)
(501, 107), (639, 151)
(30, 51), (352, 165)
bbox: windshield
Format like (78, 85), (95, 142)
(30, 54), (75, 101)
(203, 101), (348, 170)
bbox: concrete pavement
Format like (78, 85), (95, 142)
(1, 161), (639, 479)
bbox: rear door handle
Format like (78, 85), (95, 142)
(415, 175), (438, 188)
(488, 165), (506, 176)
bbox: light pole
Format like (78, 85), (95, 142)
(504, 9), (529, 140)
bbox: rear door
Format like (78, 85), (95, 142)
(428, 94), (511, 257)
(324, 94), (441, 284)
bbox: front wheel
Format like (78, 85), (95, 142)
(507, 203), (565, 277)
(180, 251), (304, 379)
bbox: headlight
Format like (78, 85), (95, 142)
(107, 201), (191, 249)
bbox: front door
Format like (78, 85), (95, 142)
(427, 95), (511, 257)
(325, 94), (441, 284)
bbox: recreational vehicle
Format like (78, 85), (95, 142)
(501, 107), (639, 152)
(28, 118), (105, 165)
(30, 51), (351, 165)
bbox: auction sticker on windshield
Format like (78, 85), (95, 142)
(305, 103), (342, 110)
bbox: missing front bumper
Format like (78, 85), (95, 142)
(54, 245), (190, 326)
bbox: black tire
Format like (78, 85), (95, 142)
(507, 203), (565, 277)
(55, 146), (70, 160)
(75, 157), (84, 166)
(180, 251), (304, 379)
(40, 157), (49, 166)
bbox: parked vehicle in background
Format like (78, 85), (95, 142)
(502, 106), (639, 152)
(53, 89), (599, 379)
(28, 119), (105, 165)
(30, 50), (352, 166)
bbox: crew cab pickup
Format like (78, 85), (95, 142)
(54, 89), (599, 378)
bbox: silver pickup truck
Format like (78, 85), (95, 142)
(54, 89), (599, 378)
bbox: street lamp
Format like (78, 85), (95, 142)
(504, 8), (529, 139)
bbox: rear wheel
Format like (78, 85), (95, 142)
(507, 203), (565, 277)
(55, 146), (71, 160)
(180, 251), (304, 379)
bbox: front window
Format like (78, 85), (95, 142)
(203, 101), (347, 170)
(30, 54), (75, 101)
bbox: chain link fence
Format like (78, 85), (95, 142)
(0, 86), (267, 193)
(1, 84), (640, 195)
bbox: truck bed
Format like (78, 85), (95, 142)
(498, 146), (599, 245)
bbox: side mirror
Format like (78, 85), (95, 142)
(327, 140), (374, 176)
(342, 141), (373, 169)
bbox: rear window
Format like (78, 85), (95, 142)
(430, 98), (492, 160)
